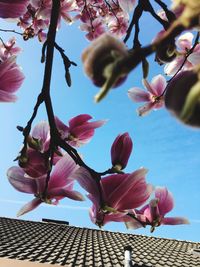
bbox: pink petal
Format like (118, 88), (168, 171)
(0, 0), (29, 18)
(48, 187), (85, 201)
(0, 90), (17, 102)
(0, 65), (25, 93)
(102, 168), (151, 210)
(162, 217), (190, 225)
(17, 198), (42, 217)
(48, 153), (78, 189)
(73, 167), (100, 202)
(150, 75), (167, 96)
(176, 32), (193, 51)
(137, 102), (155, 116)
(118, 0), (136, 13)
(55, 116), (69, 139)
(31, 121), (50, 152)
(155, 187), (174, 216)
(70, 120), (106, 138)
(187, 51), (200, 66)
(143, 79), (156, 95)
(7, 166), (37, 194)
(128, 87), (150, 102)
(69, 114), (93, 129)
(164, 56), (185, 76)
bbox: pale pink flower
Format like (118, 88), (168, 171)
(80, 18), (105, 41)
(74, 167), (152, 227)
(108, 15), (129, 38)
(118, 0), (136, 14)
(128, 75), (166, 116)
(126, 187), (189, 231)
(55, 114), (106, 147)
(0, 38), (21, 61)
(111, 132), (133, 170)
(31, 121), (50, 152)
(7, 154), (85, 216)
(165, 32), (200, 76)
(0, 0), (29, 18)
(0, 56), (25, 102)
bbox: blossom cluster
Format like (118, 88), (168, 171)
(0, 0), (136, 41)
(7, 118), (188, 231)
(0, 37), (24, 102)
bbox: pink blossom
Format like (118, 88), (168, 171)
(7, 154), (85, 216)
(128, 75), (166, 116)
(111, 133), (133, 170)
(126, 187), (189, 231)
(80, 18), (105, 41)
(0, 38), (21, 61)
(0, 0), (29, 18)
(55, 114), (106, 147)
(74, 167), (152, 227)
(118, 0), (136, 14)
(108, 15), (129, 38)
(0, 56), (25, 102)
(165, 32), (200, 76)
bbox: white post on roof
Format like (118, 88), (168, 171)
(124, 246), (133, 267)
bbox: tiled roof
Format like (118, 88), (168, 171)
(0, 217), (200, 266)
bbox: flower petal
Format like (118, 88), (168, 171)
(48, 153), (78, 189)
(155, 187), (174, 216)
(31, 121), (50, 151)
(49, 187), (85, 201)
(162, 217), (190, 225)
(73, 167), (100, 202)
(150, 75), (166, 96)
(176, 32), (193, 51)
(128, 87), (150, 102)
(17, 198), (42, 217)
(55, 116), (69, 139)
(102, 168), (151, 210)
(137, 102), (155, 116)
(187, 51), (200, 66)
(7, 166), (37, 194)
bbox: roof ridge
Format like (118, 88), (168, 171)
(1, 216), (199, 244)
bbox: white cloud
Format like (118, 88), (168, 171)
(0, 198), (89, 210)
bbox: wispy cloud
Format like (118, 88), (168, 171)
(0, 198), (89, 210)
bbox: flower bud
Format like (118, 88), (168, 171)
(165, 69), (200, 127)
(111, 133), (133, 170)
(82, 33), (128, 87)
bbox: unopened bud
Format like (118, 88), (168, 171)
(165, 69), (200, 127)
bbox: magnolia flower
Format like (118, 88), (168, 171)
(0, 0), (28, 18)
(128, 75), (166, 116)
(0, 56), (25, 102)
(165, 32), (200, 76)
(55, 114), (106, 147)
(111, 132), (133, 171)
(74, 167), (152, 227)
(118, 0), (136, 14)
(7, 154), (84, 216)
(0, 37), (21, 61)
(126, 187), (189, 232)
(82, 33), (128, 101)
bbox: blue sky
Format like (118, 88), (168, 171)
(0, 6), (200, 242)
